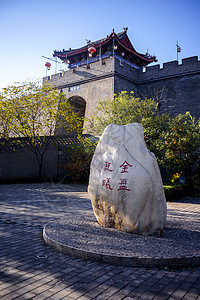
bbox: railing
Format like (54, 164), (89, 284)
(68, 52), (141, 70)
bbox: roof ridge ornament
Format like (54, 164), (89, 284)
(123, 27), (128, 32)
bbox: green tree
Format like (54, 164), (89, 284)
(86, 92), (200, 194)
(155, 112), (200, 185)
(0, 81), (83, 177)
(86, 91), (170, 147)
(86, 91), (159, 135)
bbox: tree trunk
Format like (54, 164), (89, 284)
(38, 160), (43, 178)
(32, 146), (46, 178)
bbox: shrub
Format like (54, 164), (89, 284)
(153, 112), (200, 196)
(59, 135), (98, 183)
(163, 184), (189, 201)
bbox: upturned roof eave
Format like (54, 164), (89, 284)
(53, 32), (114, 58)
(114, 33), (156, 62)
(53, 31), (156, 63)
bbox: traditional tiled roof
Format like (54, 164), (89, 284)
(0, 135), (92, 151)
(53, 29), (156, 67)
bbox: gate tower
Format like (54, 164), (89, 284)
(43, 28), (200, 120)
(43, 28), (156, 120)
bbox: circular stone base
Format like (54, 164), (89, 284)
(43, 212), (200, 268)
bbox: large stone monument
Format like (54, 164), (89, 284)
(88, 123), (167, 237)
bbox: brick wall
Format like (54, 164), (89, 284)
(137, 57), (200, 116)
(0, 137), (78, 180)
(0, 145), (70, 180)
(44, 58), (115, 119)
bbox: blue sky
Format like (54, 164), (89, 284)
(0, 0), (200, 90)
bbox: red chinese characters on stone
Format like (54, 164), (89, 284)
(104, 162), (113, 172)
(102, 161), (132, 192)
(102, 178), (113, 190)
(102, 162), (114, 191)
(117, 179), (131, 191)
(119, 161), (133, 173)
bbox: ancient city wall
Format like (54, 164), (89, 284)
(60, 77), (114, 120)
(137, 56), (200, 117)
(114, 58), (138, 94)
(44, 58), (115, 119)
(43, 57), (115, 89)
(44, 55), (200, 118)
(138, 56), (200, 82)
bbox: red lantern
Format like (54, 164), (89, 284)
(88, 46), (96, 57)
(45, 62), (51, 70)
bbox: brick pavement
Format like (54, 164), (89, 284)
(0, 183), (200, 300)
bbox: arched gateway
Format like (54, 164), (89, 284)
(68, 96), (86, 119)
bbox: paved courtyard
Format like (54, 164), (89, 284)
(0, 183), (200, 300)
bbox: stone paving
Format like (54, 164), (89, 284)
(0, 183), (200, 300)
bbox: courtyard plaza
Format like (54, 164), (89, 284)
(0, 183), (200, 300)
